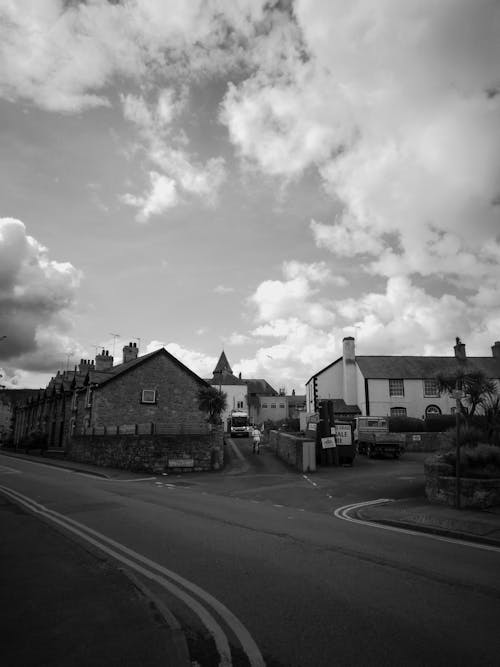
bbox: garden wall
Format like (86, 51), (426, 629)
(403, 432), (446, 452)
(268, 430), (316, 472)
(68, 427), (224, 474)
(424, 459), (500, 508)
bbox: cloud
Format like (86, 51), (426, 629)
(122, 172), (178, 222)
(214, 285), (235, 294)
(0, 218), (83, 377)
(220, 0), (500, 288)
(226, 332), (250, 345)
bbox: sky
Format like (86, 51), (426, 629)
(1, 0), (499, 394)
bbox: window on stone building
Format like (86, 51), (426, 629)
(425, 404), (442, 416)
(279, 404), (285, 409)
(262, 403), (268, 408)
(389, 379), (404, 397)
(423, 379), (439, 397)
(86, 387), (92, 407)
(270, 403), (276, 408)
(237, 401), (244, 409)
(390, 407), (407, 417)
(141, 389), (157, 404)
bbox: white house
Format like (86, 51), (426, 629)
(306, 338), (500, 419)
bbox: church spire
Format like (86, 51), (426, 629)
(213, 350), (232, 375)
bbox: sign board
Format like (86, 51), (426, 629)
(321, 436), (336, 449)
(168, 458), (194, 468)
(332, 425), (352, 446)
(307, 422), (317, 432)
(412, 435), (421, 441)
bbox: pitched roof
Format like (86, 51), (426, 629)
(206, 371), (247, 386)
(213, 350), (232, 375)
(306, 357), (342, 385)
(86, 348), (209, 389)
(243, 379), (278, 396)
(356, 356), (500, 379)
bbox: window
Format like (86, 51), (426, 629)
(86, 387), (92, 407)
(279, 404), (285, 409)
(141, 389), (156, 404)
(261, 403), (268, 408)
(425, 404), (442, 416)
(390, 407), (407, 417)
(389, 379), (404, 397)
(236, 401), (244, 409)
(424, 379), (439, 397)
(270, 403), (276, 409)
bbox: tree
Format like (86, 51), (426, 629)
(197, 385), (227, 424)
(436, 367), (497, 423)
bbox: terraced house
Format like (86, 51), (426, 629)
(306, 338), (500, 419)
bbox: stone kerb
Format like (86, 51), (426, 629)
(424, 459), (500, 509)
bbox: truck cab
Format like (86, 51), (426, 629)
(229, 411), (250, 438)
(353, 416), (405, 459)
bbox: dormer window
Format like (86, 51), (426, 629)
(141, 389), (157, 404)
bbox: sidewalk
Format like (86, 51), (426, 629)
(0, 493), (191, 667)
(357, 498), (500, 546)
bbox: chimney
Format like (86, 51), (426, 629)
(454, 337), (466, 363)
(95, 349), (114, 371)
(342, 337), (357, 406)
(492, 341), (500, 359)
(78, 358), (93, 373)
(123, 341), (139, 364)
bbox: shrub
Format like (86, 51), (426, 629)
(440, 444), (500, 478)
(424, 415), (456, 432)
(388, 416), (425, 432)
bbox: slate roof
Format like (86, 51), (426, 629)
(244, 379), (278, 396)
(206, 371), (247, 386)
(213, 351), (232, 375)
(331, 399), (361, 415)
(356, 356), (500, 379)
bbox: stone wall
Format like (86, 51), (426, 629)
(424, 459), (500, 508)
(403, 432), (446, 452)
(68, 426), (224, 474)
(268, 430), (316, 472)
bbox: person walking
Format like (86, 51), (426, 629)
(252, 425), (261, 454)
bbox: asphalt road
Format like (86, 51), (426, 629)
(1, 448), (499, 667)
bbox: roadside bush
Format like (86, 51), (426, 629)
(439, 444), (500, 478)
(388, 416), (425, 432)
(424, 415), (456, 432)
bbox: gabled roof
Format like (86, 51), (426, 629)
(88, 347), (209, 389)
(213, 350), (232, 375)
(206, 371), (247, 386)
(356, 356), (500, 379)
(243, 379), (278, 396)
(306, 357), (342, 386)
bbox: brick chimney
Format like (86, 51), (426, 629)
(122, 342), (139, 364)
(492, 341), (500, 359)
(78, 359), (94, 373)
(454, 337), (466, 363)
(342, 336), (357, 406)
(95, 349), (114, 371)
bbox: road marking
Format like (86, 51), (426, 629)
(334, 499), (500, 553)
(0, 465), (21, 474)
(0, 484), (266, 667)
(273, 504), (284, 508)
(302, 474), (318, 488)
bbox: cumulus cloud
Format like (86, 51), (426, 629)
(122, 172), (178, 222)
(0, 218), (83, 381)
(221, 0), (500, 288)
(214, 285), (235, 294)
(145, 339), (217, 379)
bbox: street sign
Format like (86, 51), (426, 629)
(321, 436), (336, 449)
(332, 425), (352, 446)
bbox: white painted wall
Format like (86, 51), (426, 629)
(210, 383), (248, 428)
(366, 378), (454, 417)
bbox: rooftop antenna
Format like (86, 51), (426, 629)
(90, 344), (101, 356)
(109, 333), (120, 357)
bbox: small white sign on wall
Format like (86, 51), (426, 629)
(321, 436), (336, 449)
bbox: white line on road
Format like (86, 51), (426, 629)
(334, 499), (500, 553)
(0, 484), (266, 667)
(0, 465), (21, 474)
(302, 475), (318, 488)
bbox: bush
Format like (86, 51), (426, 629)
(388, 416), (425, 432)
(439, 444), (500, 478)
(424, 415), (456, 432)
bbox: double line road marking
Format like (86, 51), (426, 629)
(0, 484), (265, 667)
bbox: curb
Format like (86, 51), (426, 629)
(0, 449), (113, 479)
(356, 508), (500, 548)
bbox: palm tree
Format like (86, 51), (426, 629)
(197, 385), (227, 424)
(435, 368), (497, 422)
